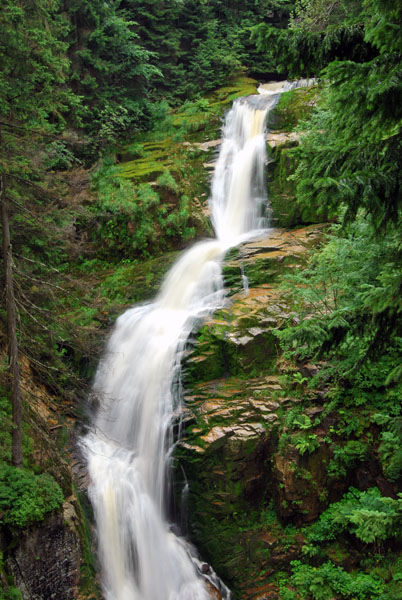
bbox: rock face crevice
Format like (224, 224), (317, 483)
(7, 506), (80, 600)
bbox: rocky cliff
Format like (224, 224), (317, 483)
(174, 88), (402, 599)
(177, 225), (327, 597)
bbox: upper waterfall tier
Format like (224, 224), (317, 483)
(210, 95), (276, 245)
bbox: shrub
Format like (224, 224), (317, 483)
(303, 487), (402, 552)
(289, 560), (383, 600)
(0, 465), (63, 528)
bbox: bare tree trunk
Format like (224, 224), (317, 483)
(1, 173), (23, 467)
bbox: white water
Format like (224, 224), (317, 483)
(83, 81), (295, 600)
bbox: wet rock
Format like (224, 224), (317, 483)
(272, 438), (334, 524)
(177, 225), (329, 594)
(185, 226), (325, 387)
(205, 580), (222, 599)
(267, 132), (300, 148)
(7, 508), (80, 600)
(223, 226), (326, 294)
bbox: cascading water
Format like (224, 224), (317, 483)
(83, 81), (302, 600)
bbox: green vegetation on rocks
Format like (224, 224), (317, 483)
(0, 466), (63, 528)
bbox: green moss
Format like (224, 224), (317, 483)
(118, 76), (258, 184)
(74, 488), (101, 599)
(98, 251), (179, 305)
(207, 76), (259, 107)
(268, 144), (300, 227)
(184, 318), (277, 386)
(269, 86), (319, 133)
(266, 85), (330, 227)
(118, 155), (173, 180)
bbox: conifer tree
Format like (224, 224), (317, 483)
(0, 0), (78, 464)
(274, 0), (402, 385)
(66, 0), (160, 142)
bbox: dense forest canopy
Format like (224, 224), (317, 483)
(64, 0), (294, 143)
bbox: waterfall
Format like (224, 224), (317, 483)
(83, 81), (295, 600)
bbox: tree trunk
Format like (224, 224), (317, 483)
(1, 173), (23, 467)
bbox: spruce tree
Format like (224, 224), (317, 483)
(0, 0), (78, 464)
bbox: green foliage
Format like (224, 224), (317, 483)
(156, 170), (179, 193)
(279, 406), (321, 456)
(45, 142), (80, 171)
(252, 0), (402, 206)
(0, 465), (63, 528)
(251, 18), (372, 78)
(0, 392), (12, 465)
(87, 161), (195, 260)
(67, 1), (159, 143)
(0, 552), (22, 599)
(284, 408), (314, 431)
(294, 432), (319, 456)
(285, 1), (402, 237)
(303, 487), (402, 553)
(0, 380), (35, 469)
(285, 560), (383, 600)
(290, 0), (362, 33)
(270, 87), (319, 132)
(276, 220), (402, 404)
(327, 441), (368, 478)
(379, 418), (402, 482)
(65, 0), (292, 142)
(0, 582), (22, 600)
(0, 0), (77, 128)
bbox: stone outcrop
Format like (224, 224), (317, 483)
(266, 85), (324, 229)
(176, 215), (394, 598)
(177, 225), (329, 595)
(184, 225), (326, 385)
(7, 504), (81, 600)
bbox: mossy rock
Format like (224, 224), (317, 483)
(268, 86), (319, 133)
(207, 76), (259, 108)
(184, 316), (278, 386)
(268, 141), (330, 228)
(175, 377), (304, 596)
(98, 250), (180, 306)
(268, 142), (300, 228)
(266, 85), (329, 228)
(117, 76), (259, 184)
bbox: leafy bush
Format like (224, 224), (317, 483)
(0, 465), (63, 528)
(287, 560), (383, 600)
(327, 441), (368, 478)
(294, 433), (320, 456)
(0, 585), (22, 600)
(379, 418), (402, 482)
(276, 220), (402, 407)
(303, 487), (402, 553)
